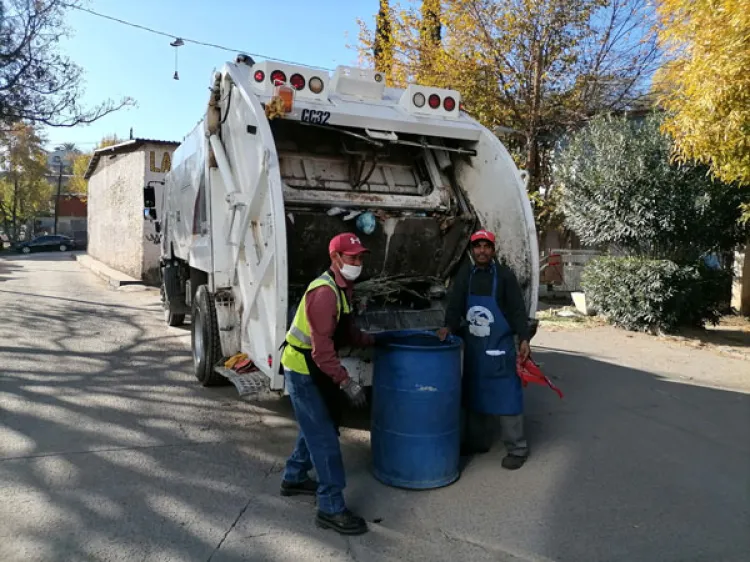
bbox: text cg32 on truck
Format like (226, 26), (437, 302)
(152, 54), (539, 394)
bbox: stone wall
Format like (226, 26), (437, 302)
(87, 151), (146, 279)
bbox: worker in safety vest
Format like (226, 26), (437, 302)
(280, 232), (383, 536)
(437, 230), (532, 470)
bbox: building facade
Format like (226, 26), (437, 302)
(85, 139), (178, 284)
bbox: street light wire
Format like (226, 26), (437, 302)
(67, 5), (336, 72)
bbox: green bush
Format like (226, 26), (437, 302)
(581, 257), (731, 333)
(554, 114), (750, 262)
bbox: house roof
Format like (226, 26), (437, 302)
(83, 138), (180, 180)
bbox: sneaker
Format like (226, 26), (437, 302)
(315, 509), (368, 535)
(501, 454), (527, 470)
(280, 478), (318, 497)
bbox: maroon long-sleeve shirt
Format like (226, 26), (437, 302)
(305, 268), (374, 385)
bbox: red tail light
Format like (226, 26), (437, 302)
(443, 96), (456, 111)
(254, 70), (265, 83)
(290, 73), (306, 90)
(270, 70), (286, 85)
(428, 94), (441, 109)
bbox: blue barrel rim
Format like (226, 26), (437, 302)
(372, 466), (460, 490)
(376, 329), (462, 351)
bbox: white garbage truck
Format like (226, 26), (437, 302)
(151, 54), (539, 395)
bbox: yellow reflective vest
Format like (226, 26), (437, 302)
(281, 271), (351, 374)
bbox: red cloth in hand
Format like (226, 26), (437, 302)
(516, 356), (564, 399)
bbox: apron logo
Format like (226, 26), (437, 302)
(467, 306), (494, 337)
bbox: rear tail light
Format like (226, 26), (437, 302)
(428, 94), (441, 109)
(253, 70), (265, 83)
(270, 70), (286, 85)
(413, 92), (426, 108)
(443, 96), (456, 111)
(290, 73), (306, 90)
(309, 76), (324, 94)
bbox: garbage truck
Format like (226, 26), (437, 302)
(151, 54), (539, 395)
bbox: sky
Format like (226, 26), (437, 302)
(46, 0), (377, 151)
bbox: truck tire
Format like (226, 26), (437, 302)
(162, 262), (186, 327)
(165, 307), (185, 327)
(191, 285), (226, 386)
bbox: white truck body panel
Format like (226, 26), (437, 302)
(161, 58), (538, 392)
(455, 128), (540, 317)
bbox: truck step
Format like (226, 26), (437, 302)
(214, 366), (272, 398)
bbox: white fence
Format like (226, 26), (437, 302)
(540, 249), (602, 293)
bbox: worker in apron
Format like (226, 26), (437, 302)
(438, 229), (531, 470)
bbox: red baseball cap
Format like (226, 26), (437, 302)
(470, 229), (496, 245)
(329, 233), (369, 256)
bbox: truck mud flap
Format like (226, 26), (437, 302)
(214, 366), (273, 399)
(163, 262), (189, 314)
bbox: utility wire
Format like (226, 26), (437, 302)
(67, 5), (336, 72)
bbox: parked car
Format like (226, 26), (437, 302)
(16, 235), (76, 254)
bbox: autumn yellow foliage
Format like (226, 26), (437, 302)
(656, 0), (750, 186)
(66, 135), (123, 197)
(358, 0), (660, 197)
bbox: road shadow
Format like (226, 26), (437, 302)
(0, 256), (22, 283)
(670, 323), (750, 350)
(421, 346), (750, 562)
(0, 261), (385, 561)
(1, 259), (749, 561)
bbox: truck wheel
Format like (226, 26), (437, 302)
(191, 285), (226, 386)
(165, 307), (185, 327)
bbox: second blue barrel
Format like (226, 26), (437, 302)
(371, 330), (462, 489)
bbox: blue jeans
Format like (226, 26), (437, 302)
(282, 369), (347, 514)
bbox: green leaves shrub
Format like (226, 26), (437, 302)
(582, 257), (731, 333)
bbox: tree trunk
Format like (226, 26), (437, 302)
(525, 132), (540, 192)
(525, 37), (545, 193)
(11, 176), (19, 242)
(0, 200), (11, 241)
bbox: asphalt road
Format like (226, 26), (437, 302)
(1, 252), (749, 562)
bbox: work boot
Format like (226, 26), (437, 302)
(315, 509), (368, 535)
(280, 478), (318, 497)
(501, 454), (527, 470)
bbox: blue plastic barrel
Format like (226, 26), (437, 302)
(371, 330), (463, 489)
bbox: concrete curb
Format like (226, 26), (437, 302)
(76, 254), (144, 289)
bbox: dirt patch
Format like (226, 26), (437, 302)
(538, 301), (750, 360)
(536, 303), (607, 331)
(658, 317), (750, 360)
